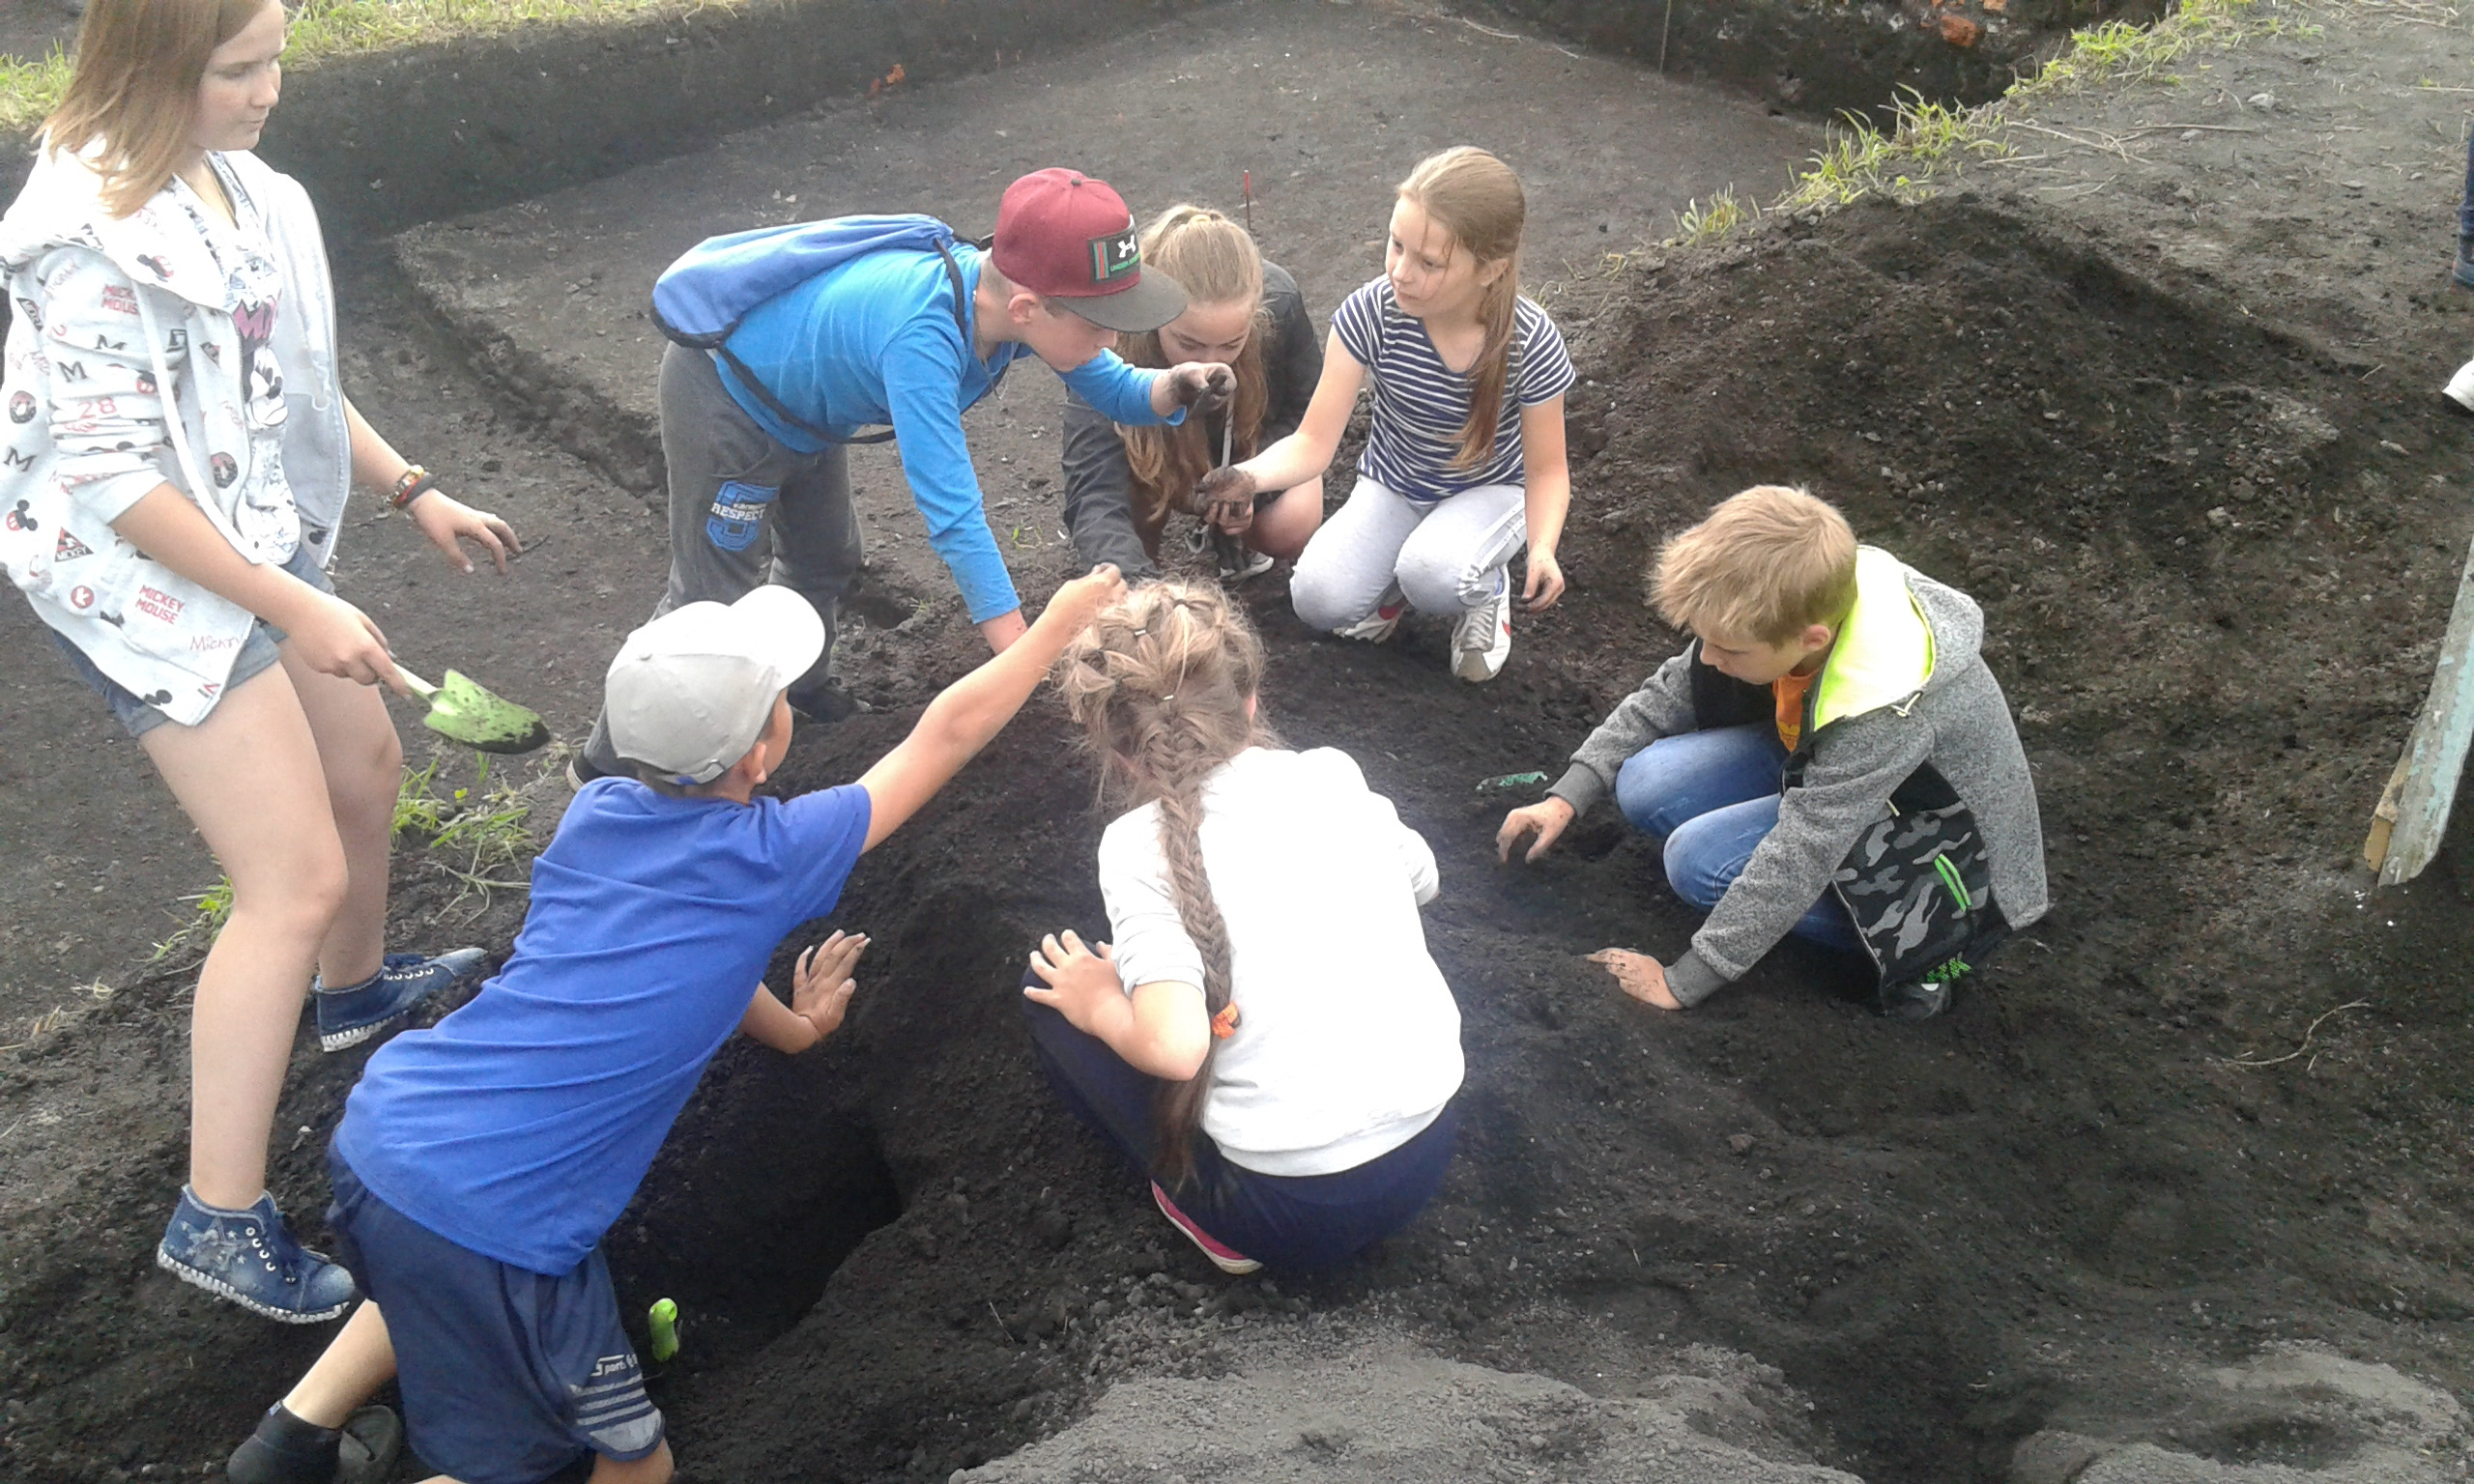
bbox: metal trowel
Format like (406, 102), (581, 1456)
(395, 667), (551, 755)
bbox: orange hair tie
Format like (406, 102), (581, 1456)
(1210, 1002), (1241, 1040)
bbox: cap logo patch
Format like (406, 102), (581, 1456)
(1088, 225), (1141, 285)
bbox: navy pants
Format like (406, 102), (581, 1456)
(1021, 993), (1456, 1270)
(1614, 724), (1863, 955)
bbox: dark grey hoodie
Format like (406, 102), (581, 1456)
(1549, 549), (2048, 1006)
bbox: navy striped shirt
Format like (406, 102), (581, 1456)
(1331, 276), (1576, 503)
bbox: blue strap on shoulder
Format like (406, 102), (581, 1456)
(650, 214), (975, 444)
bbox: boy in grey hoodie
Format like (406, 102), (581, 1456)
(1498, 486), (2045, 1020)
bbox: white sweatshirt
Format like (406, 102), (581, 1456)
(1099, 746), (1463, 1178)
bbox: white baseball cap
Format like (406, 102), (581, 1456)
(604, 586), (825, 784)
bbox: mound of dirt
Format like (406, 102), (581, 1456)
(956, 1340), (1858, 1483)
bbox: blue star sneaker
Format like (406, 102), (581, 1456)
(314, 949), (487, 1052)
(157, 1187), (357, 1323)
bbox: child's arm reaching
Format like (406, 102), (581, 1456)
(1189, 329), (1366, 527)
(739, 931), (869, 1052)
(855, 564), (1127, 852)
(1517, 394), (1571, 613)
(1024, 929), (1211, 1081)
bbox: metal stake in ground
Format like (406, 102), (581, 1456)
(1211, 412), (1246, 579)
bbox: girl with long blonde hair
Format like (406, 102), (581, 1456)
(1059, 204), (1325, 580)
(1023, 582), (1463, 1271)
(1197, 147), (1576, 681)
(3, 0), (520, 1321)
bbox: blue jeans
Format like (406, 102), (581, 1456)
(1614, 724), (1863, 955)
(1021, 993), (1458, 1270)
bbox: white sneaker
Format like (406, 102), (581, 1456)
(2446, 356), (2474, 413)
(1452, 584), (1512, 682)
(1333, 582), (1406, 643)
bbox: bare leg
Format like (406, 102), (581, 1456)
(279, 647), (403, 989)
(1249, 474), (1325, 561)
(282, 1302), (398, 1428)
(142, 665), (352, 1210)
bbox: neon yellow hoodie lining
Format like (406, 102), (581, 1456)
(1809, 546), (1935, 735)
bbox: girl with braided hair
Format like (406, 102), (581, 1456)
(1024, 582), (1463, 1272)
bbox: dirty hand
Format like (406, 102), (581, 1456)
(791, 930), (869, 1042)
(1163, 361), (1236, 416)
(1590, 948), (1683, 1011)
(1044, 563), (1129, 630)
(1190, 467), (1258, 533)
(405, 488), (520, 575)
(1520, 547), (1566, 612)
(289, 586), (400, 689)
(1024, 929), (1128, 1035)
(1496, 796), (1576, 863)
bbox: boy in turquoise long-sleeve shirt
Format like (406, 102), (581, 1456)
(581, 167), (1228, 780)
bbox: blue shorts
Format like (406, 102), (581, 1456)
(51, 543), (332, 738)
(326, 1149), (664, 1484)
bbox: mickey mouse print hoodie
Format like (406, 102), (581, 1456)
(0, 144), (350, 726)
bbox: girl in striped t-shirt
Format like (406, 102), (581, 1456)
(1193, 147), (1575, 681)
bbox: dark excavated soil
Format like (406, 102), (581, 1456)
(609, 195), (2474, 1484)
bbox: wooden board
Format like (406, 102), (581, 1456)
(2375, 532), (2474, 887)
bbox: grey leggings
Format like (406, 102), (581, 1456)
(1288, 475), (1526, 631)
(585, 344), (860, 773)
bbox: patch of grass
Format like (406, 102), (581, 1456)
(394, 748), (541, 915)
(149, 876), (234, 966)
(1671, 189), (1759, 247)
(1775, 87), (2016, 215)
(3, 0), (748, 133)
(1678, 0), (2281, 237)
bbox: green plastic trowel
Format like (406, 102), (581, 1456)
(396, 667), (551, 755)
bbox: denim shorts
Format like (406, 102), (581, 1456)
(52, 544), (331, 738)
(327, 1149), (665, 1484)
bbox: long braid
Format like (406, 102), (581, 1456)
(1053, 583), (1270, 1186)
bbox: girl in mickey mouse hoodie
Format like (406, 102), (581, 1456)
(0, 0), (521, 1323)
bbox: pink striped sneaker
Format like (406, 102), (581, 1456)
(1150, 1181), (1261, 1274)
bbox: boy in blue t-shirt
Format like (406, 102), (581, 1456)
(221, 566), (1127, 1484)
(576, 166), (1234, 781)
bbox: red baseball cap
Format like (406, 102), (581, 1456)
(992, 168), (1189, 333)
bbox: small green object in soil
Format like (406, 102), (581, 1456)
(1476, 771), (1550, 794)
(647, 1298), (679, 1363)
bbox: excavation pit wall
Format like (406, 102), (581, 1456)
(3, 2), (2474, 1483)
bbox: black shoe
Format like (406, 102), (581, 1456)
(228, 1405), (400, 1484)
(566, 754), (612, 791)
(789, 680), (872, 725)
(2455, 235), (2474, 290)
(1878, 979), (1951, 1022)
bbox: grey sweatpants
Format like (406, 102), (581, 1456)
(1288, 475), (1526, 631)
(584, 343), (860, 774)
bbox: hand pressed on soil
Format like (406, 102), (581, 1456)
(405, 488), (521, 575)
(1590, 949), (1683, 1011)
(791, 930), (869, 1042)
(1497, 796), (1575, 863)
(1023, 929), (1125, 1032)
